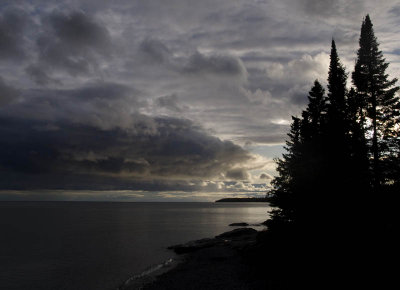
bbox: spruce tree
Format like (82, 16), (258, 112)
(327, 39), (347, 123)
(326, 39), (349, 175)
(346, 87), (370, 187)
(268, 81), (327, 234)
(325, 40), (364, 230)
(304, 80), (327, 137)
(264, 18), (398, 288)
(267, 116), (302, 233)
(352, 14), (400, 187)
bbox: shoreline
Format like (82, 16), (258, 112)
(121, 227), (265, 290)
(118, 257), (183, 290)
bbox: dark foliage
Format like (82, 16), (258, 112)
(259, 15), (399, 289)
(352, 15), (400, 188)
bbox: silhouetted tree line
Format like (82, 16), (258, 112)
(256, 15), (399, 288)
(267, 14), (399, 235)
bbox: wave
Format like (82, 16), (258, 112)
(119, 258), (177, 290)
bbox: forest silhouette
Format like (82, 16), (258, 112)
(251, 15), (399, 289)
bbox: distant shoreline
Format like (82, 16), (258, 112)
(215, 198), (269, 202)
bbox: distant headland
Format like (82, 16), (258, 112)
(215, 197), (269, 202)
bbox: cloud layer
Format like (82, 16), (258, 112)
(1, 0), (399, 199)
(0, 81), (263, 191)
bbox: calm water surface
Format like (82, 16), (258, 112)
(0, 202), (270, 290)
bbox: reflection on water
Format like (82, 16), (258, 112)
(0, 202), (270, 290)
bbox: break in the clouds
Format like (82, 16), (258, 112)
(1, 0), (400, 200)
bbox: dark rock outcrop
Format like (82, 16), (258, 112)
(168, 238), (223, 254)
(229, 222), (249, 226)
(216, 228), (257, 239)
(168, 228), (258, 254)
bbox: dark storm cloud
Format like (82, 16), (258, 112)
(0, 8), (28, 61)
(0, 78), (253, 190)
(183, 52), (247, 76)
(155, 94), (184, 112)
(135, 37), (247, 79)
(2, 82), (142, 130)
(33, 10), (112, 78)
(25, 64), (61, 86)
(139, 38), (172, 64)
(0, 76), (19, 105)
(47, 11), (110, 50)
(0, 115), (252, 189)
(0, 0), (399, 198)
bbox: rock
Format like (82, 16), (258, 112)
(168, 228), (258, 255)
(229, 222), (249, 226)
(216, 228), (257, 239)
(168, 238), (222, 254)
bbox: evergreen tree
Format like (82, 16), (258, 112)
(327, 39), (347, 123)
(326, 39), (349, 185)
(304, 80), (327, 137)
(267, 116), (302, 233)
(263, 16), (399, 288)
(346, 87), (370, 188)
(352, 14), (400, 187)
(268, 81), (327, 234)
(324, 40), (368, 231)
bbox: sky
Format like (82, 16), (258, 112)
(1, 0), (400, 201)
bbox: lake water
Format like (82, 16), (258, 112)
(0, 202), (270, 290)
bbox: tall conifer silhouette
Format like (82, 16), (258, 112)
(327, 40), (347, 122)
(352, 15), (400, 187)
(267, 81), (327, 234)
(268, 14), (400, 240)
(262, 15), (399, 289)
(326, 40), (349, 187)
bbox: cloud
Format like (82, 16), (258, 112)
(155, 94), (185, 112)
(388, 5), (400, 16)
(25, 64), (61, 86)
(225, 181), (269, 193)
(138, 38), (172, 64)
(294, 0), (365, 19)
(0, 76), (19, 105)
(0, 77), (269, 191)
(0, 0), (399, 199)
(182, 52), (247, 78)
(32, 10), (112, 78)
(262, 52), (330, 86)
(0, 114), (253, 189)
(260, 173), (273, 180)
(0, 8), (28, 61)
(48, 10), (111, 51)
(2, 82), (142, 130)
(225, 168), (250, 181)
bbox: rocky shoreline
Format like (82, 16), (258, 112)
(121, 227), (266, 290)
(120, 223), (397, 290)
